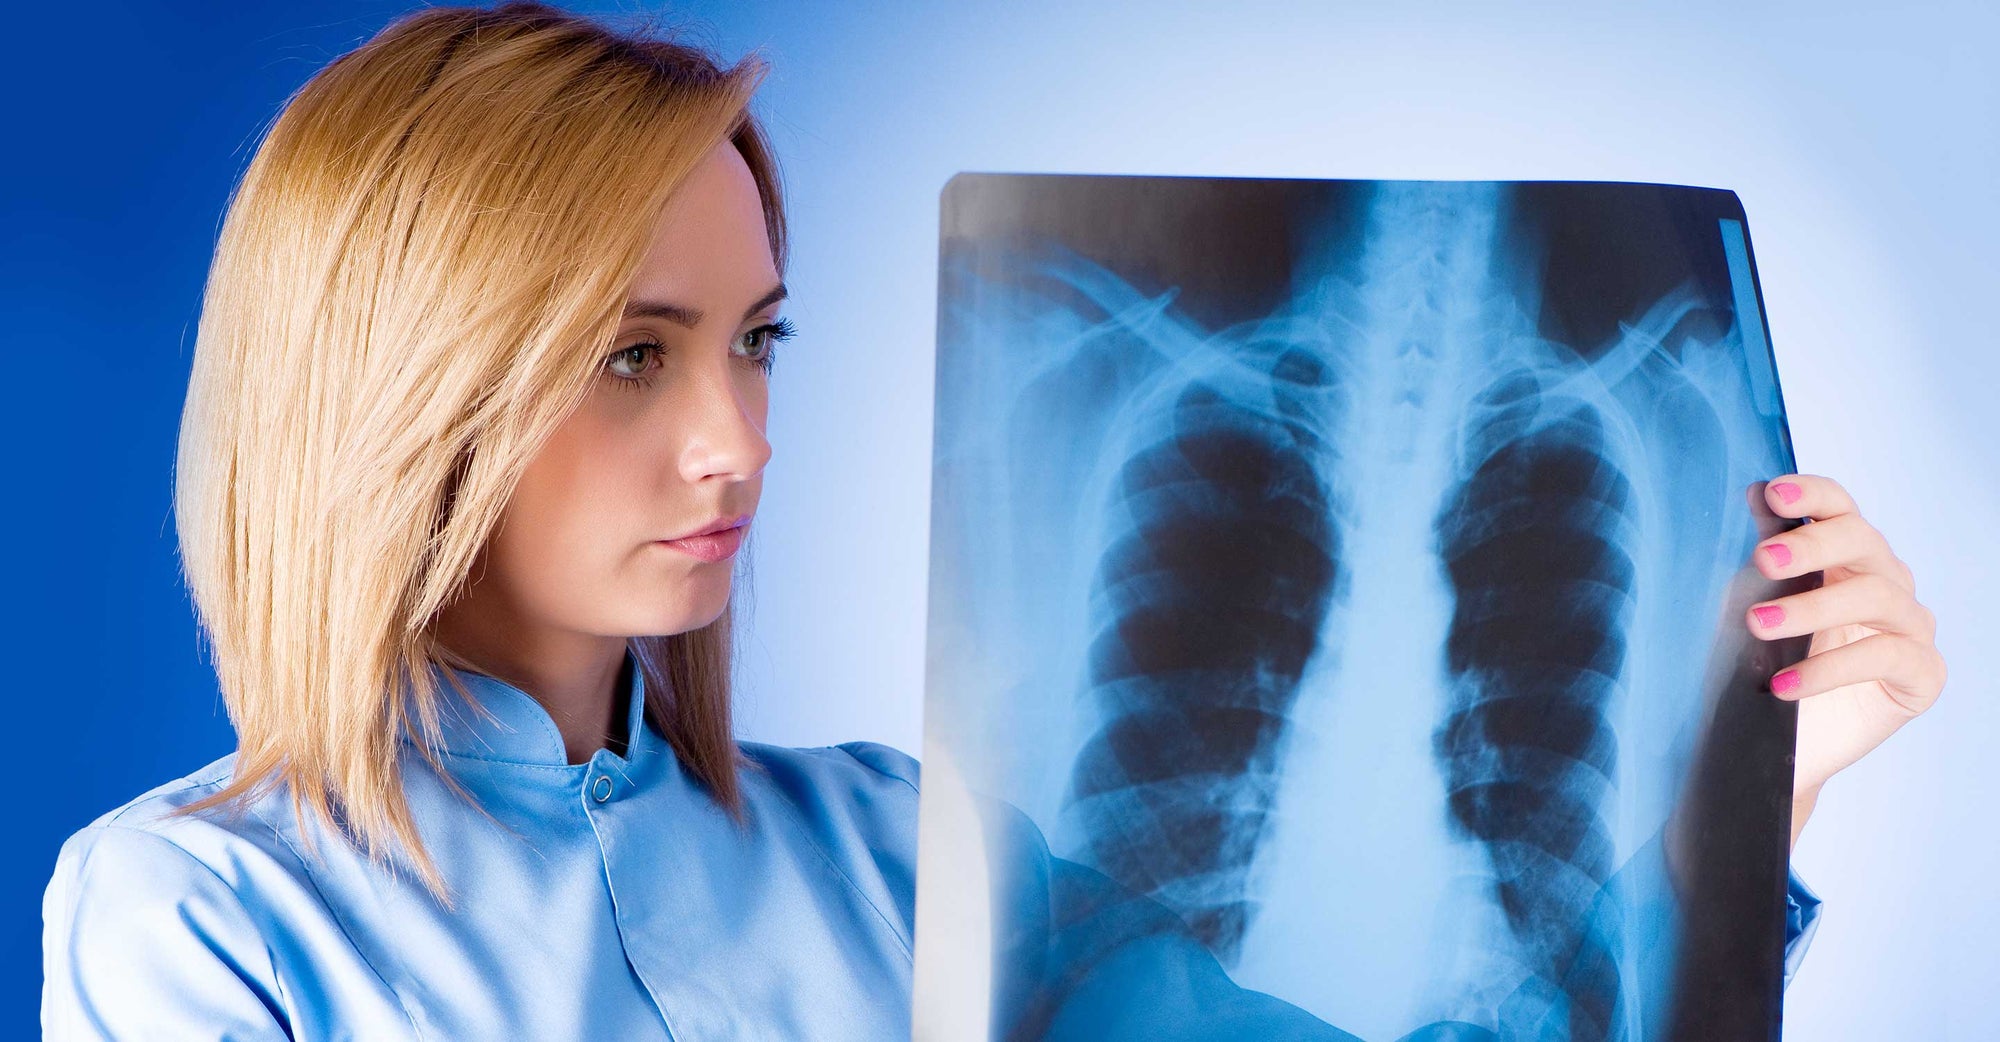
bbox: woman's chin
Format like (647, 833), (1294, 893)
(623, 596), (730, 638)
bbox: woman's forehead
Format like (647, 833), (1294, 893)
(625, 141), (777, 317)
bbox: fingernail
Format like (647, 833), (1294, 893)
(1763, 542), (1793, 567)
(1753, 605), (1785, 628)
(1772, 481), (1802, 505)
(1771, 669), (1802, 695)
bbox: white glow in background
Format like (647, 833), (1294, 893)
(589, 2), (1997, 1037)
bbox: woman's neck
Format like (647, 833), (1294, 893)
(433, 612), (633, 765)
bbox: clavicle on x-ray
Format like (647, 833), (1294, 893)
(917, 176), (1815, 1042)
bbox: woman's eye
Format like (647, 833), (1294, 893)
(735, 318), (796, 372)
(605, 342), (661, 381)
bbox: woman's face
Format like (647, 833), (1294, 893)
(458, 140), (782, 651)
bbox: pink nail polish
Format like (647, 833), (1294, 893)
(1753, 605), (1785, 629)
(1771, 669), (1801, 695)
(1764, 542), (1792, 567)
(1772, 481), (1802, 505)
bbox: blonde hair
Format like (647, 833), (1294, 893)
(169, 0), (787, 909)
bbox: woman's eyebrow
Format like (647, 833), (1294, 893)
(621, 283), (787, 327)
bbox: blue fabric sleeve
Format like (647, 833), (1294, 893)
(41, 824), (292, 1041)
(1619, 827), (1824, 992)
(1783, 869), (1823, 989)
(971, 787), (1362, 1041)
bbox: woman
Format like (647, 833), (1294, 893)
(39, 3), (1946, 1040)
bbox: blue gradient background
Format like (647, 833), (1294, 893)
(6, 2), (1991, 1038)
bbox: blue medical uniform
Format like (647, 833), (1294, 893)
(41, 650), (1822, 1039)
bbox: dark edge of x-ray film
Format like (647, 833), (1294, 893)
(924, 173), (1812, 1042)
(1655, 204), (1815, 1042)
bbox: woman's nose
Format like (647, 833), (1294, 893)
(678, 363), (771, 483)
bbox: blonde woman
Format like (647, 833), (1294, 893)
(39, 3), (1946, 1040)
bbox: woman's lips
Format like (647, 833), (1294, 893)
(657, 523), (746, 563)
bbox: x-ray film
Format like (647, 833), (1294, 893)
(913, 175), (1814, 1042)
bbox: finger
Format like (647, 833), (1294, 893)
(1763, 472), (1859, 521)
(1746, 573), (1937, 643)
(1753, 512), (1913, 594)
(1768, 632), (1948, 716)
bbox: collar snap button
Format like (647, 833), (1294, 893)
(590, 775), (614, 803)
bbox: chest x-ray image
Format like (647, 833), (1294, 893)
(914, 175), (1817, 1042)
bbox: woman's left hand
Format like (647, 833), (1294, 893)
(1743, 473), (1947, 849)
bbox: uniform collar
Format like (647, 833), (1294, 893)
(408, 647), (660, 767)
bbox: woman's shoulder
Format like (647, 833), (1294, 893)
(61, 751), (246, 840)
(736, 740), (920, 812)
(744, 736), (920, 784)
(46, 750), (301, 905)
(723, 740), (922, 947)
(43, 754), (322, 1037)
(733, 740), (923, 909)
(48, 752), (239, 923)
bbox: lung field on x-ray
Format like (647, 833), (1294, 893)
(928, 176), (1792, 1041)
(1061, 278), (1350, 966)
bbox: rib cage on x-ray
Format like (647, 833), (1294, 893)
(929, 178), (1794, 1042)
(1058, 183), (1636, 1039)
